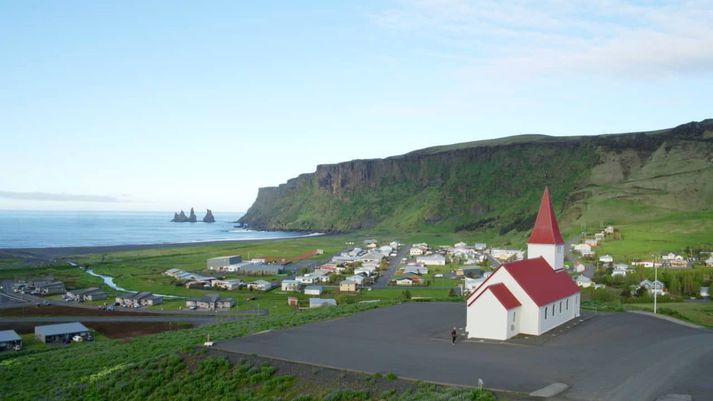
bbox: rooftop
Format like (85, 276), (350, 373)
(35, 322), (89, 337)
(528, 187), (564, 245)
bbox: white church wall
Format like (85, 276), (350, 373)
(527, 243), (564, 270)
(506, 308), (520, 339)
(537, 293), (578, 334)
(466, 290), (510, 340)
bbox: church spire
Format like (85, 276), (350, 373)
(528, 187), (564, 245)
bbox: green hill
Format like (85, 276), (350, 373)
(239, 120), (713, 241)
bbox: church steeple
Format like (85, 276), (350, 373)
(527, 187), (565, 270)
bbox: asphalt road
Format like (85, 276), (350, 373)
(372, 246), (409, 289)
(216, 302), (713, 401)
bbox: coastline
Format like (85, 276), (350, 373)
(0, 232), (332, 259)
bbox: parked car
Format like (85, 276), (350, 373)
(72, 335), (84, 342)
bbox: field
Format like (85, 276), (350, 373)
(625, 302), (713, 328)
(0, 301), (496, 401)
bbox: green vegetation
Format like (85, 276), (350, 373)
(0, 301), (496, 401)
(239, 120), (713, 258)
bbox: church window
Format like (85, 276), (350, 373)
(566, 298), (569, 310)
(559, 301), (562, 313)
(545, 307), (548, 319)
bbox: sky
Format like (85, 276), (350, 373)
(1, 0), (712, 212)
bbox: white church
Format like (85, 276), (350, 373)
(465, 188), (580, 341)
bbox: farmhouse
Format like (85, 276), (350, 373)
(228, 263), (282, 275)
(0, 330), (22, 352)
(207, 255), (242, 270)
(639, 279), (666, 295)
(403, 265), (429, 275)
(345, 275), (365, 286)
(35, 322), (91, 344)
(466, 188), (580, 341)
(186, 294), (235, 310)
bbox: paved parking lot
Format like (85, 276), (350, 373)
(216, 302), (713, 401)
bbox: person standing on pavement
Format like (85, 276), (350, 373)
(451, 326), (457, 344)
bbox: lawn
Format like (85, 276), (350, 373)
(625, 301), (713, 328)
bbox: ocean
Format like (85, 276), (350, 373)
(0, 210), (312, 249)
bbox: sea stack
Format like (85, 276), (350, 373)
(188, 208), (197, 223)
(171, 210), (189, 222)
(203, 209), (215, 223)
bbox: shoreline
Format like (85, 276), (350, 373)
(0, 232), (334, 259)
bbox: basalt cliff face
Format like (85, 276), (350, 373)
(239, 120), (713, 234)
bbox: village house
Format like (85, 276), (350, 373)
(584, 238), (599, 247)
(65, 287), (107, 302)
(309, 298), (337, 308)
(409, 244), (427, 256)
(34, 281), (66, 295)
(456, 266), (482, 278)
(576, 275), (593, 288)
(246, 280), (273, 291)
(115, 292), (163, 307)
(339, 280), (358, 292)
(490, 248), (525, 262)
(0, 330), (22, 352)
(304, 285), (323, 296)
(700, 287), (710, 298)
(345, 275), (366, 286)
(296, 270), (330, 284)
(287, 296), (299, 307)
(206, 255), (242, 271)
(281, 279), (301, 292)
(403, 265), (429, 275)
(611, 264), (629, 277)
(466, 188), (580, 341)
(211, 279), (242, 290)
(225, 263), (282, 275)
(605, 225), (615, 234)
(474, 243), (487, 251)
(186, 294), (235, 310)
(354, 265), (378, 277)
(164, 268), (215, 283)
(573, 263), (586, 273)
(35, 322), (91, 344)
(573, 243), (594, 257)
(639, 279), (666, 295)
(465, 276), (486, 293)
(632, 260), (663, 268)
(705, 255), (713, 267)
(416, 254), (446, 266)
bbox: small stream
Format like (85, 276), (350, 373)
(79, 265), (184, 299)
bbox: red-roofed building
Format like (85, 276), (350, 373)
(466, 188), (580, 341)
(527, 187), (565, 270)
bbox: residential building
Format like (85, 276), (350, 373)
(288, 297), (299, 307)
(66, 288), (107, 302)
(0, 330), (22, 352)
(211, 279), (242, 290)
(599, 254), (614, 264)
(115, 292), (163, 307)
(246, 280), (273, 291)
(576, 275), (593, 288)
(304, 285), (323, 296)
(466, 188), (580, 341)
(207, 255), (242, 270)
(345, 275), (365, 286)
(403, 265), (429, 275)
(456, 267), (482, 278)
(35, 281), (66, 295)
(186, 294), (235, 310)
(340, 280), (358, 292)
(281, 279), (301, 292)
(224, 263), (282, 275)
(474, 243), (487, 251)
(639, 280), (666, 295)
(416, 254), (446, 266)
(35, 322), (91, 344)
(700, 287), (710, 298)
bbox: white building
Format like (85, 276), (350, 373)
(304, 285), (323, 296)
(416, 254), (446, 266)
(466, 188), (580, 341)
(576, 275), (593, 288)
(281, 279), (301, 292)
(599, 254), (614, 264)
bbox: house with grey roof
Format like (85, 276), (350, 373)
(186, 294), (235, 310)
(207, 255), (243, 270)
(66, 287), (107, 302)
(35, 322), (90, 344)
(0, 330), (22, 351)
(115, 292), (163, 307)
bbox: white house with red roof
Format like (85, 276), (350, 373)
(465, 188), (580, 341)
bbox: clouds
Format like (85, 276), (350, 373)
(0, 191), (123, 203)
(372, 0), (713, 79)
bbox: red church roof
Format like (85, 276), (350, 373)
(501, 257), (579, 306)
(528, 187), (564, 245)
(485, 283), (521, 310)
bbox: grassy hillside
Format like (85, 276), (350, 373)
(240, 120), (713, 242)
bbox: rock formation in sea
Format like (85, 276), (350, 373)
(203, 209), (215, 223)
(171, 210), (188, 222)
(171, 207), (201, 222)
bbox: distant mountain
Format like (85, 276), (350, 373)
(239, 120), (713, 236)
